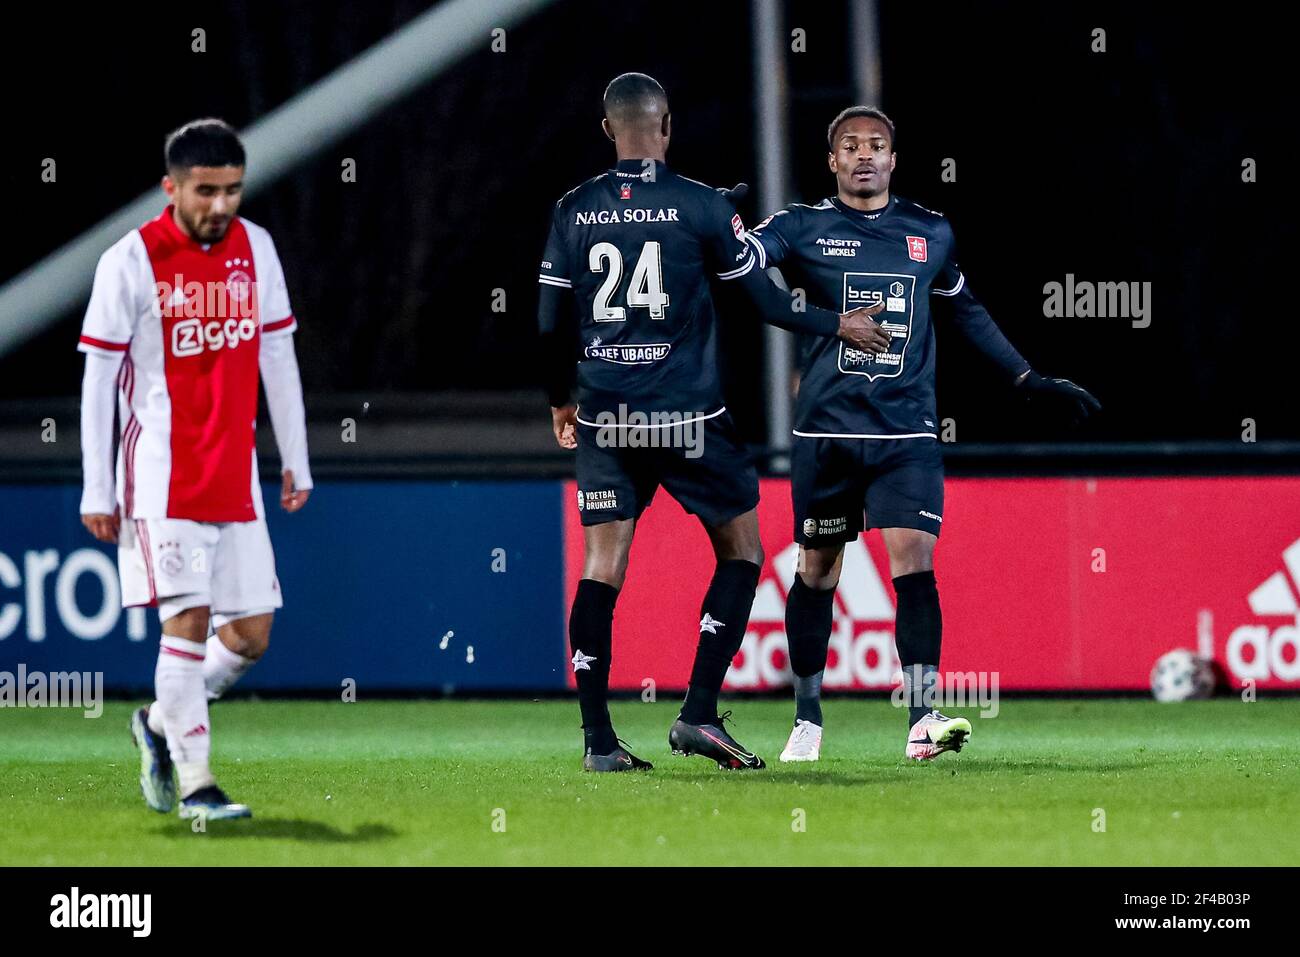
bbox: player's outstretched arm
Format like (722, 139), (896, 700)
(730, 264), (891, 352)
(710, 193), (889, 351)
(259, 333), (312, 511)
(1014, 369), (1102, 424)
(935, 275), (1101, 423)
(936, 278), (1032, 378)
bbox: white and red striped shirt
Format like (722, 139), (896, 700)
(78, 206), (310, 522)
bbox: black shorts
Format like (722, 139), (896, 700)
(791, 435), (944, 545)
(574, 410), (760, 527)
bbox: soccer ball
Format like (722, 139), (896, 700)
(1150, 649), (1216, 702)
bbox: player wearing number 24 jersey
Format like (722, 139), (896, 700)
(537, 74), (888, 774)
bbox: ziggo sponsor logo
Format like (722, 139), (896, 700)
(169, 316), (258, 358)
(154, 275), (258, 357)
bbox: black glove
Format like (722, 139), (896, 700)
(716, 182), (749, 205)
(1017, 370), (1101, 424)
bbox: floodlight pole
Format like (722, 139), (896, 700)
(752, 0), (793, 471)
(849, 0), (883, 106)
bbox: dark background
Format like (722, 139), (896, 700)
(1, 0), (1294, 448)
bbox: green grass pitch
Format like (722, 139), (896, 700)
(2, 698), (1297, 866)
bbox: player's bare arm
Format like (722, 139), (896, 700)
(280, 469), (311, 511)
(551, 404), (578, 449)
(81, 510), (120, 543)
(723, 236), (891, 352)
(837, 301), (891, 352)
(713, 196), (892, 354)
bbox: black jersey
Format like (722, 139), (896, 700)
(748, 195), (1028, 438)
(539, 160), (757, 424)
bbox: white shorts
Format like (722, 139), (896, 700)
(118, 516), (283, 614)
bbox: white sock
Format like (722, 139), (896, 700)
(177, 762), (216, 798)
(146, 701), (165, 735)
(154, 635), (215, 797)
(203, 635), (256, 701)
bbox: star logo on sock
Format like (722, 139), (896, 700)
(699, 613), (725, 634)
(571, 649), (596, 672)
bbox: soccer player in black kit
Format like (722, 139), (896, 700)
(746, 107), (1100, 763)
(537, 75), (889, 772)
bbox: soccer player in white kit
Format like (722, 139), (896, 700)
(78, 119), (312, 820)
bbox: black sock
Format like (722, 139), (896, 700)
(680, 559), (761, 725)
(785, 576), (836, 726)
(893, 570), (941, 727)
(569, 578), (619, 754)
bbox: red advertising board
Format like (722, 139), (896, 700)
(562, 477), (1300, 691)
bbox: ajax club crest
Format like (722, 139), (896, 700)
(225, 258), (253, 304)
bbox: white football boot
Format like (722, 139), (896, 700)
(905, 710), (972, 761)
(779, 719), (823, 762)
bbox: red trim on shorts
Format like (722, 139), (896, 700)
(121, 355), (138, 516)
(123, 418), (139, 516)
(136, 519), (157, 604)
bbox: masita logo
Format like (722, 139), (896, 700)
(50, 886), (151, 937)
(726, 539), (899, 690)
(1225, 537), (1300, 683)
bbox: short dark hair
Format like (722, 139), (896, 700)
(603, 72), (669, 123)
(164, 118), (245, 173)
(826, 106), (895, 151)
